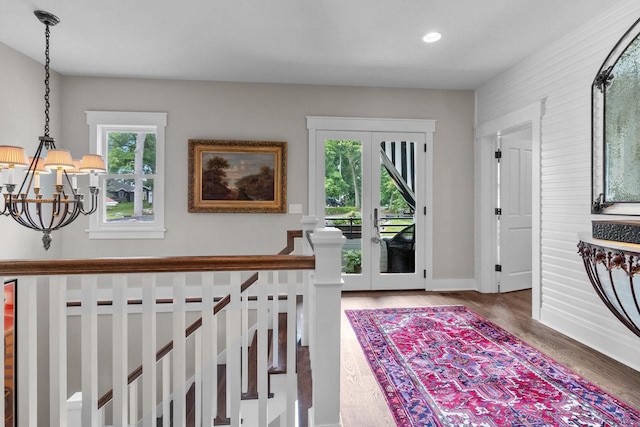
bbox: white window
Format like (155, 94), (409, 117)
(86, 111), (167, 239)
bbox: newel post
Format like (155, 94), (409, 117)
(309, 227), (345, 427)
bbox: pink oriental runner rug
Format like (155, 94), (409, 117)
(345, 306), (640, 426)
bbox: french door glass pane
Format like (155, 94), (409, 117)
(379, 140), (416, 273)
(324, 139), (362, 274)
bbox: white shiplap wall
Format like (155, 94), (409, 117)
(476, 0), (640, 371)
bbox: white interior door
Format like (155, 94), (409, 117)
(316, 130), (426, 291)
(499, 126), (533, 293)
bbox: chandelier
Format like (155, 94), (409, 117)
(0, 11), (105, 251)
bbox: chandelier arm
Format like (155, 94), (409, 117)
(50, 193), (64, 223)
(1, 193), (9, 216)
(81, 189), (100, 215)
(52, 203), (83, 231)
(9, 197), (41, 231)
(16, 141), (47, 195)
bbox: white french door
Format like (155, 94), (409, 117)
(312, 127), (429, 291)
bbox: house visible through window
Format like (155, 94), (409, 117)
(86, 112), (167, 239)
(105, 131), (156, 221)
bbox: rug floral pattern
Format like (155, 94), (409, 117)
(345, 306), (640, 426)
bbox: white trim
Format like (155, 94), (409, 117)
(430, 278), (478, 292)
(85, 111), (167, 240)
(475, 101), (544, 320)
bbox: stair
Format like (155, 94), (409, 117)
(156, 312), (297, 426)
(215, 313), (288, 425)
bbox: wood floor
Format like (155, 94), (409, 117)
(339, 289), (640, 427)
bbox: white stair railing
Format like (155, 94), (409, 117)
(0, 225), (344, 427)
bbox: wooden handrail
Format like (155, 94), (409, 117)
(0, 254), (313, 276)
(95, 230), (306, 410)
(278, 229), (302, 254)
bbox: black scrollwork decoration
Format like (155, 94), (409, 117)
(577, 240), (640, 338)
(594, 66), (614, 92)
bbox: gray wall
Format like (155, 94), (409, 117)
(0, 42), (62, 259)
(59, 77), (475, 279)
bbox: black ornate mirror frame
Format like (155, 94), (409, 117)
(592, 17), (640, 215)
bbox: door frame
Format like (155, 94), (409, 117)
(475, 101), (544, 320)
(307, 116), (435, 289)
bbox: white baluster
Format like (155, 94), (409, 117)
(50, 275), (68, 427)
(286, 272), (298, 427)
(201, 272), (217, 426)
(241, 283), (249, 394)
(271, 272), (279, 369)
(142, 274), (157, 426)
(81, 274), (99, 427)
(172, 273), (187, 427)
(257, 274), (269, 426)
(162, 356), (170, 427)
(194, 329), (202, 427)
(18, 276), (38, 427)
(129, 380), (137, 426)
(227, 272), (242, 427)
(112, 275), (128, 427)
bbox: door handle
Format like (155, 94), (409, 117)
(372, 208), (381, 244)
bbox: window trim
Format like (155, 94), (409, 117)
(86, 111), (167, 239)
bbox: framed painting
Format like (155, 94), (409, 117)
(3, 279), (16, 427)
(188, 140), (287, 213)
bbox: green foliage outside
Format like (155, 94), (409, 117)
(380, 164), (412, 215)
(342, 249), (362, 274)
(326, 207), (359, 216)
(324, 139), (412, 216)
(108, 132), (157, 175)
(106, 201), (154, 221)
(325, 140), (362, 209)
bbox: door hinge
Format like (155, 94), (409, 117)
(424, 143), (427, 152)
(495, 264), (502, 272)
(495, 149), (502, 161)
(495, 208), (502, 215)
(424, 206), (427, 215)
(424, 269), (427, 278)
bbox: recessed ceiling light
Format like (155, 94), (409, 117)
(422, 32), (442, 43)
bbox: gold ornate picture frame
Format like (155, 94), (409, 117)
(188, 140), (287, 213)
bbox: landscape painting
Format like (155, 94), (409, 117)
(188, 140), (286, 213)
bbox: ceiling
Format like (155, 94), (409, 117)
(0, 1), (627, 90)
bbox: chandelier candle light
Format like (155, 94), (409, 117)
(0, 11), (105, 250)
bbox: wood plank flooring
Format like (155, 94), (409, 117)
(340, 289), (640, 427)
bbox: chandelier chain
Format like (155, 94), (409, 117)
(44, 23), (51, 138)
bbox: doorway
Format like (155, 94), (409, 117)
(497, 126), (533, 293)
(307, 117), (434, 291)
(475, 100), (543, 320)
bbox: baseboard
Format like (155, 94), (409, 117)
(429, 278), (478, 292)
